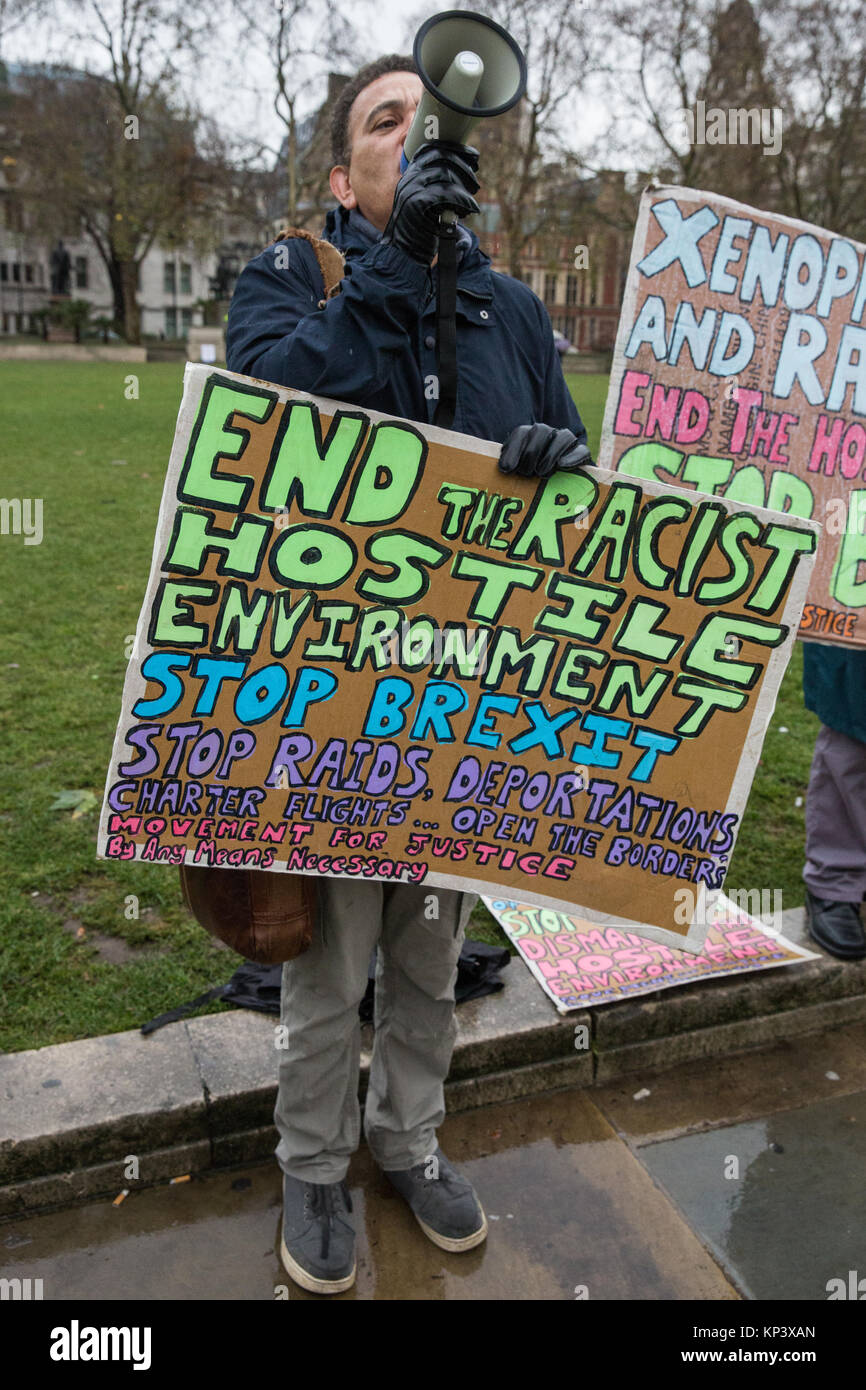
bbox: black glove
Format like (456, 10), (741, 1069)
(381, 140), (481, 265)
(499, 424), (594, 479)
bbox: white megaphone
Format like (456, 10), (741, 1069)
(402, 9), (527, 171)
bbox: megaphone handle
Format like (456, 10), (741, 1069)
(433, 219), (458, 431)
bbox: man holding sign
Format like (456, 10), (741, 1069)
(226, 54), (591, 1293)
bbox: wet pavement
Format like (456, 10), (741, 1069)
(3, 1021), (864, 1301)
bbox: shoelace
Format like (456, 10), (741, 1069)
(305, 1182), (352, 1260)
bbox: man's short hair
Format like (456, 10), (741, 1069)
(330, 54), (418, 167)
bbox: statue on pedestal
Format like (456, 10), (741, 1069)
(50, 240), (72, 297)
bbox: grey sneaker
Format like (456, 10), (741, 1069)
(279, 1173), (356, 1294)
(384, 1147), (488, 1252)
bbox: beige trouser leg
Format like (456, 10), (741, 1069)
(275, 876), (475, 1183)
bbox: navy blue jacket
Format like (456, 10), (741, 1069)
(225, 205), (586, 446)
(803, 643), (866, 745)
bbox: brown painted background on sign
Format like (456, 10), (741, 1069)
(99, 369), (815, 943)
(605, 187), (866, 648)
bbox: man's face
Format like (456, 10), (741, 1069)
(329, 71), (424, 232)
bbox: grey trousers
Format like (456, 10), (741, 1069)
(804, 724), (866, 902)
(275, 877), (476, 1183)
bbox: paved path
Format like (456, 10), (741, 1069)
(3, 1020), (864, 1301)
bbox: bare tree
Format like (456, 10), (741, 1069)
(762, 0), (866, 236)
(449, 0), (608, 277)
(228, 0), (361, 228)
(12, 17), (230, 341)
(608, 0), (866, 237)
(16, 0), (228, 341)
(0, 0), (52, 57)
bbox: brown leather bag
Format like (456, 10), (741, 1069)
(178, 227), (340, 967)
(180, 864), (317, 963)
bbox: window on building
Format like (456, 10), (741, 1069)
(11, 263), (20, 283)
(0, 262), (7, 282)
(181, 307), (192, 335)
(180, 262), (192, 294)
(36, 263), (44, 285)
(164, 262), (176, 294)
(75, 256), (88, 289)
(24, 264), (33, 284)
(165, 307), (177, 337)
(543, 273), (557, 304)
(565, 274), (578, 306)
(4, 197), (23, 231)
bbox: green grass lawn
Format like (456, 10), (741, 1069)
(0, 365), (819, 1053)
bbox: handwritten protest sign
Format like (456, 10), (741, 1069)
(485, 894), (819, 1013)
(601, 186), (866, 647)
(98, 364), (817, 952)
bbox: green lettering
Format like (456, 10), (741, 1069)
(356, 531), (450, 605)
(612, 598), (682, 662)
(179, 381), (274, 510)
(151, 581), (215, 645)
(572, 482), (641, 583)
(343, 422), (426, 525)
(696, 514), (762, 605)
(510, 471), (597, 566)
(213, 585), (270, 654)
(551, 646), (606, 703)
(829, 493), (866, 609)
(595, 661), (671, 717)
(165, 508), (270, 579)
(671, 676), (748, 736)
(482, 627), (556, 696)
(536, 574), (622, 642)
(270, 525), (355, 589)
(633, 497), (692, 590)
(452, 552), (543, 623)
(682, 613), (786, 687)
(749, 523), (817, 614)
(263, 403), (365, 515)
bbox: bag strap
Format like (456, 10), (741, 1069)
(139, 984), (227, 1036)
(273, 226), (346, 307)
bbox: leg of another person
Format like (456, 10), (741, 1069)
(804, 725), (866, 902)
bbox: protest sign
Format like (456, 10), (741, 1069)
(601, 186), (866, 647)
(98, 364), (817, 952)
(485, 893), (819, 1013)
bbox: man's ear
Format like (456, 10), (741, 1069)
(329, 165), (357, 210)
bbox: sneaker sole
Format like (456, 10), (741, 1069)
(413, 1208), (489, 1253)
(279, 1235), (356, 1295)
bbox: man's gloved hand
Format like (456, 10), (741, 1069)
(381, 141), (481, 265)
(498, 424), (594, 478)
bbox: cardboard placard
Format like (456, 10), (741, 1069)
(485, 893), (819, 1014)
(97, 365), (818, 952)
(601, 185), (866, 647)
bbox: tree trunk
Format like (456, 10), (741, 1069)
(120, 260), (140, 344)
(106, 258), (126, 336)
(287, 115), (297, 226)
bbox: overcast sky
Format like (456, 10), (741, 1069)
(3, 0), (619, 170)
